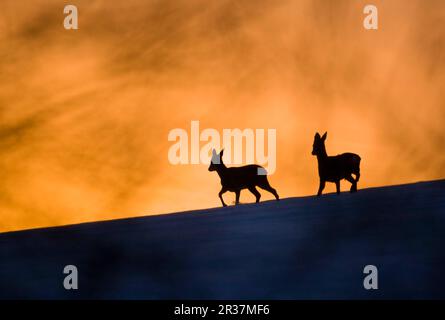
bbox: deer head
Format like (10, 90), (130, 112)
(312, 132), (327, 156)
(208, 149), (224, 171)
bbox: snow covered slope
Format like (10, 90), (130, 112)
(0, 180), (444, 299)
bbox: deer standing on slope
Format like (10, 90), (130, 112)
(312, 132), (361, 196)
(208, 149), (279, 207)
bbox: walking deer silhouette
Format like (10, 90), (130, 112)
(312, 132), (361, 196)
(208, 149), (279, 207)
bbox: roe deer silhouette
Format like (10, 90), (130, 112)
(312, 132), (361, 196)
(208, 149), (279, 207)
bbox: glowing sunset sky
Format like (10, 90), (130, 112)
(0, 0), (444, 232)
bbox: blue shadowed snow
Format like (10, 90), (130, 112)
(0, 180), (444, 299)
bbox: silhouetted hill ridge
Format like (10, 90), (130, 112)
(0, 179), (444, 299)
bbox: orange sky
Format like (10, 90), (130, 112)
(0, 0), (444, 232)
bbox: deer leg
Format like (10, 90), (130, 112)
(258, 181), (280, 201)
(345, 175), (357, 193)
(317, 180), (325, 196)
(335, 180), (341, 195)
(353, 171), (360, 192)
(235, 190), (241, 205)
(219, 188), (228, 207)
(267, 186), (280, 201)
(248, 186), (261, 203)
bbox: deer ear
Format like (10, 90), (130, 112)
(321, 132), (327, 141)
(219, 149), (224, 158)
(212, 149), (217, 157)
(315, 132), (321, 139)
